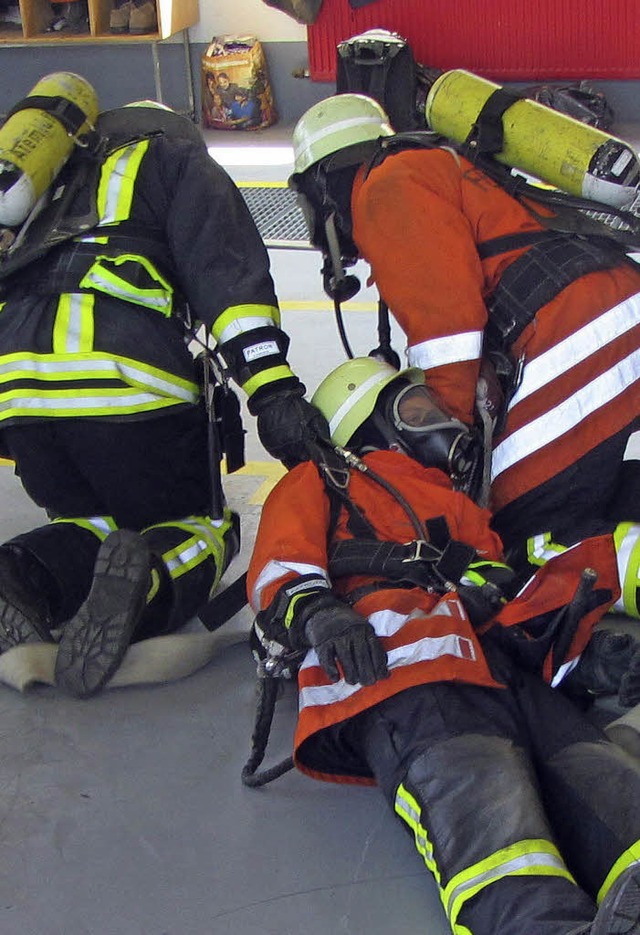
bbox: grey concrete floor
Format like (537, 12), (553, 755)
(1, 118), (640, 935)
(0, 127), (448, 935)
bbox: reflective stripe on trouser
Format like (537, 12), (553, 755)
(396, 735), (574, 934)
(613, 522), (640, 617)
(139, 507), (239, 635)
(353, 682), (636, 934)
(6, 515), (118, 622)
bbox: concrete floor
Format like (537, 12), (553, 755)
(1, 118), (639, 935)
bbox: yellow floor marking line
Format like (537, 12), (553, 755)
(223, 460), (286, 505)
(1, 459), (285, 505)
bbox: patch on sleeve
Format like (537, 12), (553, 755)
(243, 341), (279, 362)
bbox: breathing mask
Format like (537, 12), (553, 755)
(367, 381), (482, 495)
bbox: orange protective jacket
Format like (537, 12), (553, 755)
(247, 450), (620, 783)
(351, 148), (640, 516)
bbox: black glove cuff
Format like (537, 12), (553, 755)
(247, 379), (306, 416)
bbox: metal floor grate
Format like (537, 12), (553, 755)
(239, 183), (311, 248)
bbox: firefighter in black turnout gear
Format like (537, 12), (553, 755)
(0, 75), (328, 698)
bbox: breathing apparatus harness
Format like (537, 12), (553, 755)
(241, 439), (509, 787)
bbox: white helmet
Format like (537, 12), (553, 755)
(291, 93), (395, 178)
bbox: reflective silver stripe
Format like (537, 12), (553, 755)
(0, 390), (174, 415)
(551, 657), (580, 688)
(0, 356), (198, 403)
(99, 143), (146, 223)
(509, 292), (640, 409)
(81, 269), (171, 312)
(216, 314), (277, 345)
(445, 849), (568, 921)
(492, 349), (640, 480)
(407, 331), (483, 370)
(299, 632), (475, 708)
(251, 560), (329, 610)
(52, 515), (117, 540)
(624, 431), (640, 461)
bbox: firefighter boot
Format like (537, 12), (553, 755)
(0, 546), (54, 651)
(129, 0), (156, 34)
(55, 529), (151, 699)
(567, 864), (640, 933)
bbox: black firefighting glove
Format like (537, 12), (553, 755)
(562, 629), (639, 703)
(301, 599), (389, 687)
(249, 380), (342, 471)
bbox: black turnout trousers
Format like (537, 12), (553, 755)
(345, 669), (640, 935)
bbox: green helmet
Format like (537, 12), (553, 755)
(290, 93), (395, 178)
(311, 357), (424, 447)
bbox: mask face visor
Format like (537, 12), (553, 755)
(391, 384), (465, 433)
(387, 383), (481, 492)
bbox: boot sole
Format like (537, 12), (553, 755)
(592, 866), (640, 934)
(55, 530), (150, 699)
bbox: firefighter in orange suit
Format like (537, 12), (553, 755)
(288, 94), (640, 630)
(247, 357), (640, 935)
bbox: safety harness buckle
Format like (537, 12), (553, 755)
(402, 539), (442, 564)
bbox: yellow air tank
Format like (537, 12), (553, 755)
(425, 69), (640, 214)
(0, 72), (99, 228)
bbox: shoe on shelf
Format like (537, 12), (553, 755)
(109, 0), (131, 33)
(129, 0), (157, 34)
(47, 0), (89, 33)
(55, 529), (151, 699)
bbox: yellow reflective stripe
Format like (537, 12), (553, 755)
(0, 352), (199, 399)
(284, 591), (313, 630)
(52, 515), (117, 540)
(446, 840), (574, 931)
(0, 388), (183, 419)
(147, 512), (233, 589)
(526, 532), (567, 567)
(76, 235), (109, 244)
(147, 567), (161, 603)
(53, 294), (95, 354)
(79, 254), (173, 315)
(395, 782), (575, 935)
(395, 784), (441, 883)
(597, 845), (640, 905)
(212, 303), (281, 342)
(613, 523), (640, 617)
(97, 140), (150, 223)
(243, 365), (294, 397)
(0, 302), (5, 313)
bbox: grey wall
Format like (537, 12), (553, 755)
(0, 40), (334, 125)
(1, 40), (639, 128)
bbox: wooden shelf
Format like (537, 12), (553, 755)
(0, 0), (198, 43)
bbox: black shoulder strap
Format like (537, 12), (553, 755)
(465, 88), (523, 156)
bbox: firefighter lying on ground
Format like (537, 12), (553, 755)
(247, 356), (640, 935)
(288, 92), (640, 638)
(0, 74), (330, 698)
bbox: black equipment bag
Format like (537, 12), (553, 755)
(336, 28), (426, 132)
